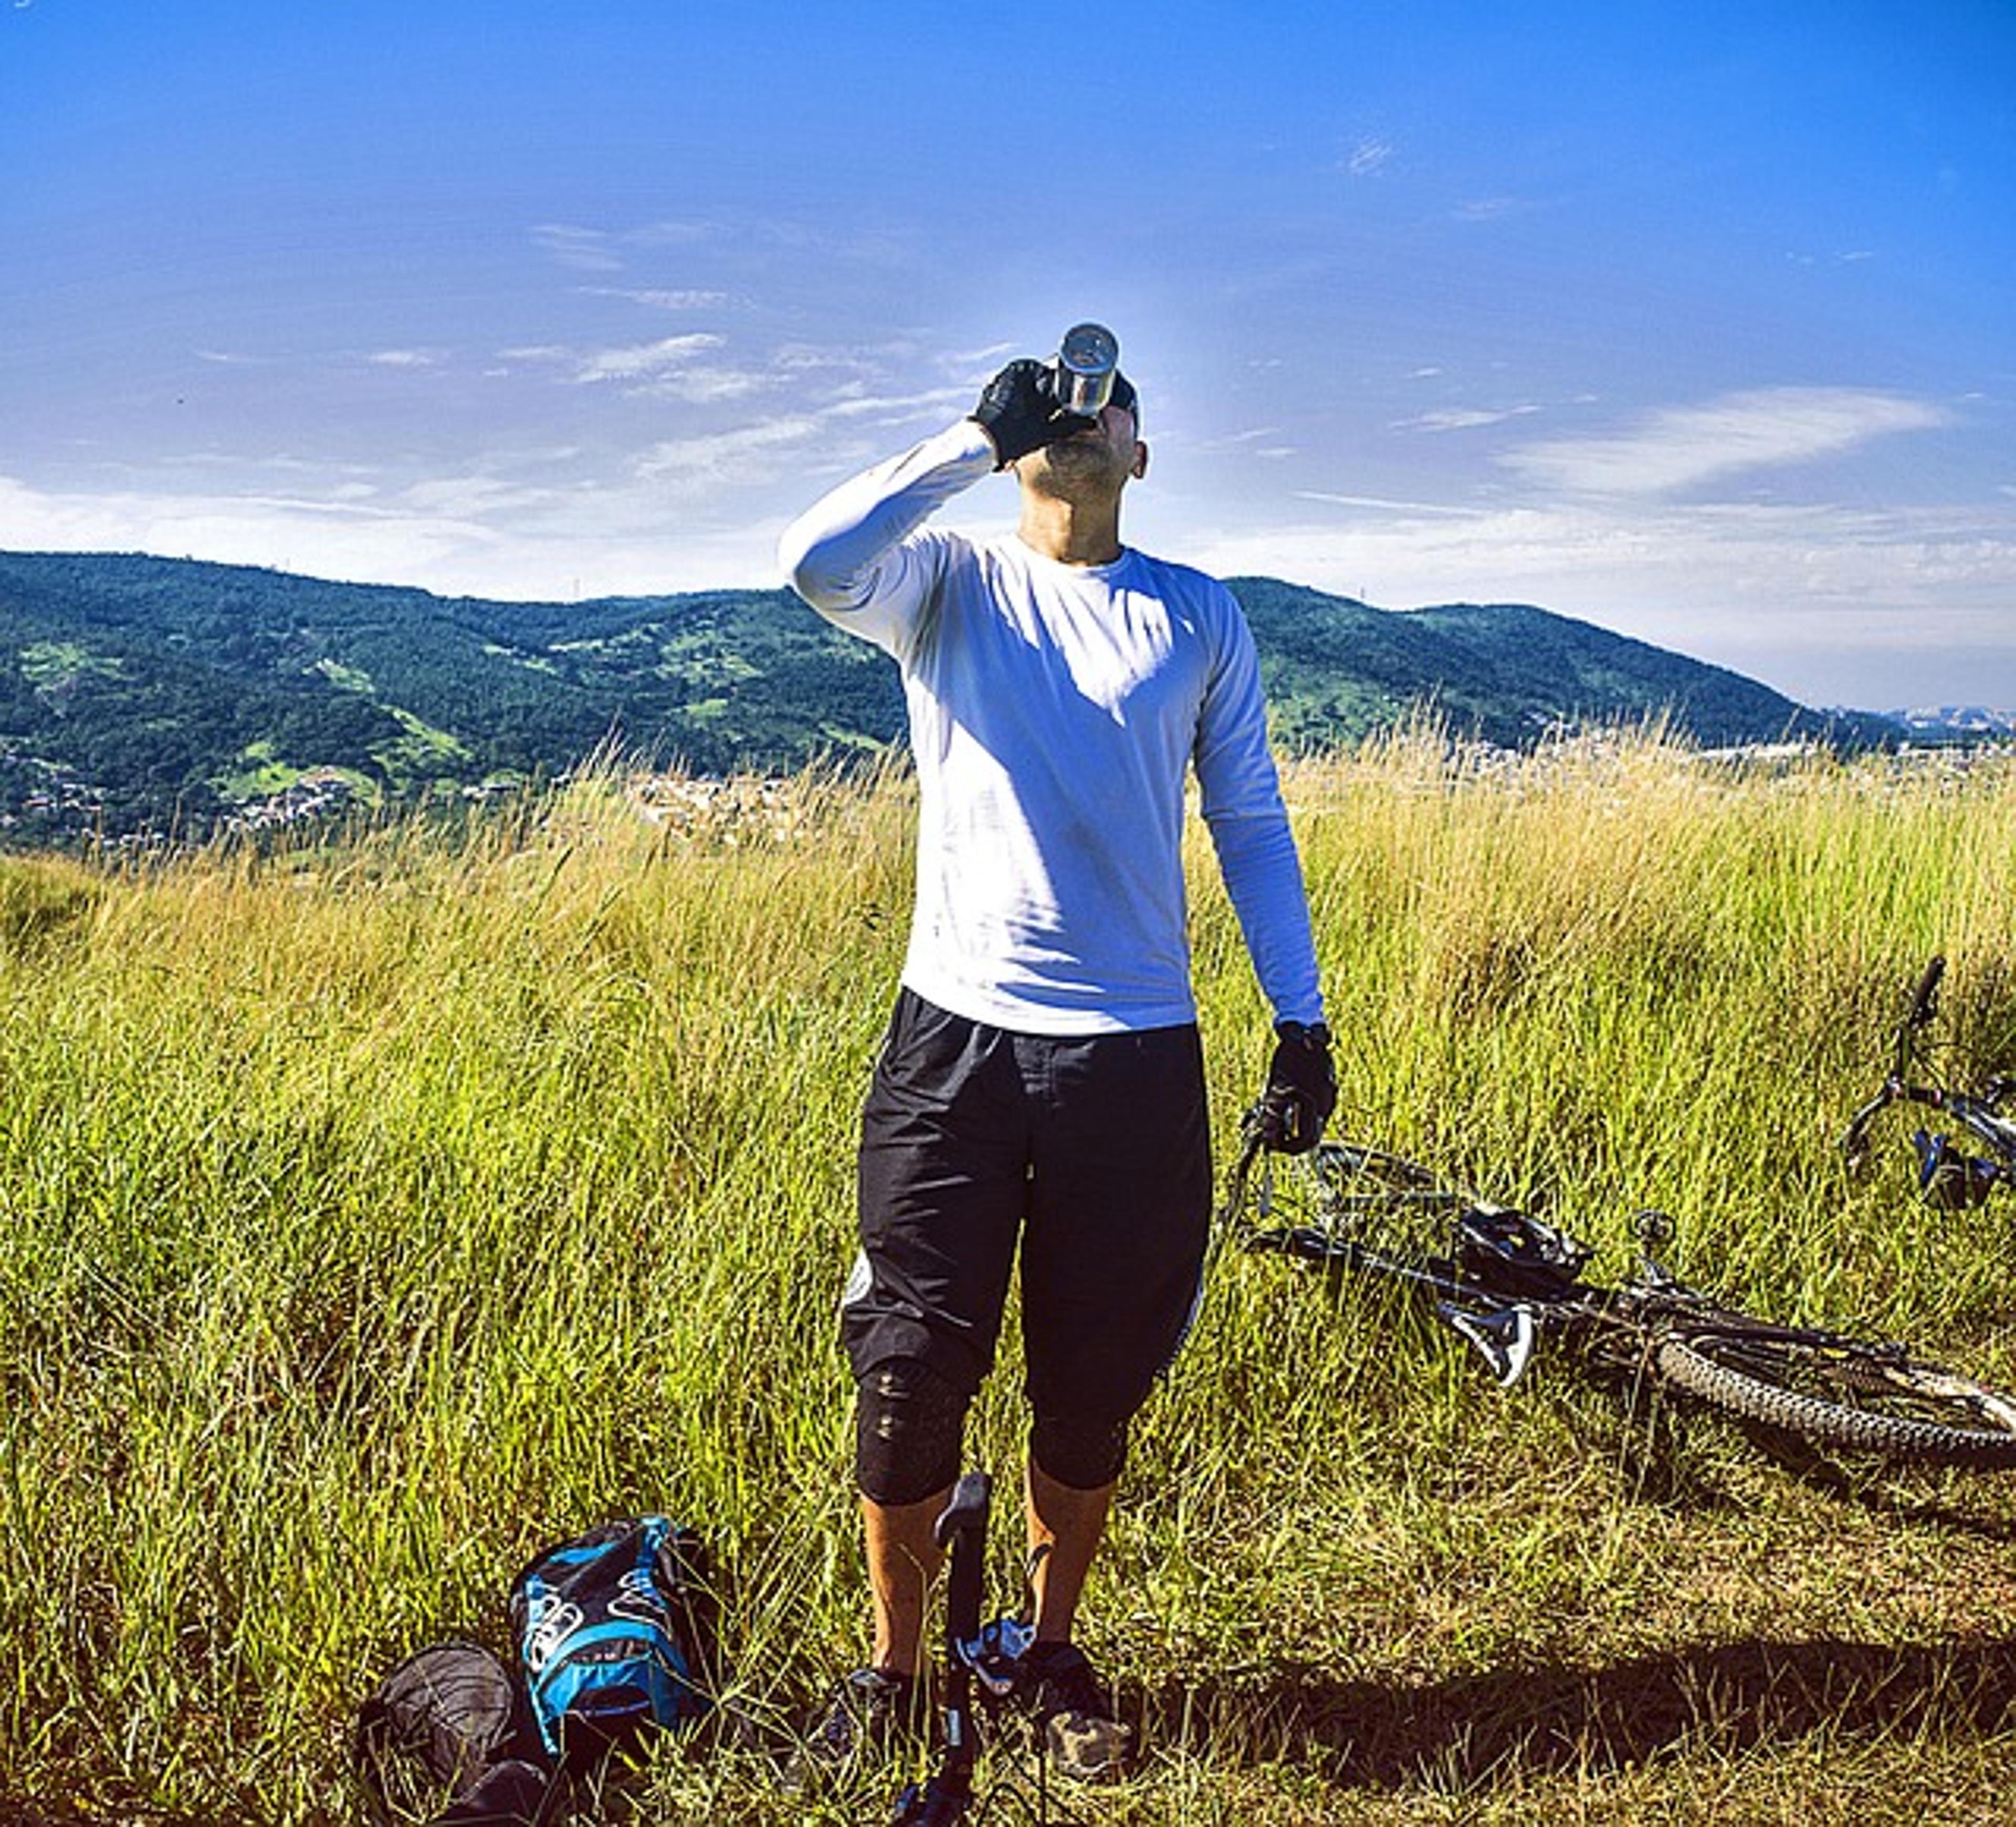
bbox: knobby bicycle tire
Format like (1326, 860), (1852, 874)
(1651, 1329), (2016, 1468)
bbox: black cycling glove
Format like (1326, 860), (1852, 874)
(970, 359), (1089, 468)
(1256, 1020), (1337, 1154)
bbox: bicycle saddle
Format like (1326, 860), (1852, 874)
(1454, 1205), (1592, 1297)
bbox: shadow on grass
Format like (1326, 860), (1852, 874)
(1536, 1356), (2016, 1543)
(1719, 1425), (2016, 1543)
(1146, 1635), (2016, 1788)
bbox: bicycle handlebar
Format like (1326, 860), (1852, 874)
(939, 1473), (989, 1646)
(1842, 956), (1949, 1157)
(1910, 954), (1947, 1027)
(1897, 953), (1947, 1078)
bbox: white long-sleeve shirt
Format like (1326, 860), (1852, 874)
(778, 420), (1325, 1037)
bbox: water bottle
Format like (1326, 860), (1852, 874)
(1054, 322), (1119, 418)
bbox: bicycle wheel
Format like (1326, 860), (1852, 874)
(1237, 1142), (1448, 1275)
(1652, 1329), (2016, 1468)
(1318, 1141), (1444, 1192)
(1305, 1143), (1466, 1232)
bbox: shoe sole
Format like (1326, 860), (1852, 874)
(1043, 1710), (1134, 1784)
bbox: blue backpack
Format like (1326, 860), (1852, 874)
(508, 1516), (714, 1769)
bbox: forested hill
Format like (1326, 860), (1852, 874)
(1229, 578), (1872, 753)
(0, 550), (1896, 847)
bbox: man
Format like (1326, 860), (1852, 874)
(777, 343), (1335, 1784)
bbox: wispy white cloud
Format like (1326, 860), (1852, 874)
(818, 385), (973, 426)
(1292, 490), (1484, 518)
(633, 415), (825, 492)
(1398, 405), (1541, 433)
(0, 471), (498, 580)
(531, 224), (624, 272)
(1170, 490), (2016, 705)
(0, 453), (791, 601)
(398, 473), (559, 517)
(569, 334), (727, 384)
(628, 219), (726, 248)
(630, 368), (776, 404)
(364, 349), (438, 370)
(1502, 387), (1950, 495)
(948, 341), (1017, 370)
(580, 287), (733, 310)
(1346, 138), (1394, 176)
(1188, 426), (1293, 457)
(506, 333), (940, 410)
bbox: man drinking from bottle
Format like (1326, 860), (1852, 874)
(777, 329), (1335, 1786)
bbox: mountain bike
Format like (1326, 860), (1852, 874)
(1220, 1118), (2016, 1469)
(1840, 954), (2016, 1209)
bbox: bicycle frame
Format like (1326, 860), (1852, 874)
(1227, 1135), (1924, 1392)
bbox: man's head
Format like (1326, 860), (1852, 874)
(1015, 378), (1147, 502)
(969, 353), (1150, 554)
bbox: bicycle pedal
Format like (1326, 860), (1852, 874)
(1438, 1300), (1537, 1386)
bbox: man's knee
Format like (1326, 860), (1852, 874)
(855, 1357), (971, 1506)
(1030, 1409), (1131, 1492)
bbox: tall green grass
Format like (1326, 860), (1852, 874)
(3, 736), (2014, 1823)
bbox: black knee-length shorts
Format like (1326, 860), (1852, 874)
(843, 988), (1213, 1423)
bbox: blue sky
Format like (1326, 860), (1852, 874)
(3, 0), (2011, 710)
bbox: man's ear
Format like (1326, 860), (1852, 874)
(1130, 439), (1150, 481)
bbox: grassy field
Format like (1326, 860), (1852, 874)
(3, 735), (2016, 1824)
